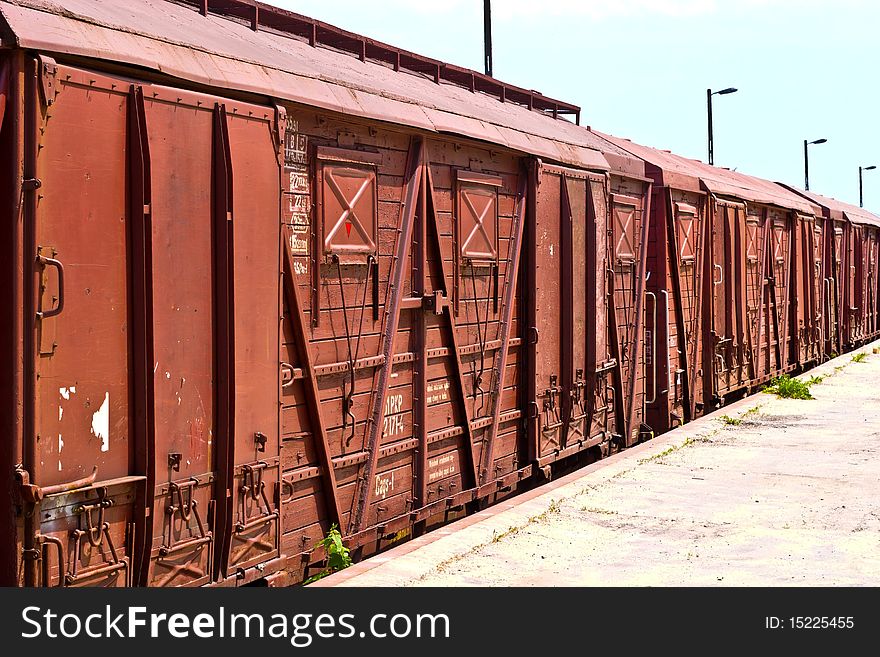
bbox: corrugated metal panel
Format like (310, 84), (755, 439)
(0, 0), (619, 171)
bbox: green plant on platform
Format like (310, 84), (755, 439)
(719, 414), (742, 426)
(303, 524), (352, 585)
(806, 374), (825, 386)
(851, 352), (868, 363)
(762, 375), (814, 400)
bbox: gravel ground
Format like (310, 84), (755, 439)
(322, 342), (880, 587)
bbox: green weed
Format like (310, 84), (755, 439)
(638, 436), (709, 464)
(851, 352), (868, 363)
(303, 524), (352, 584)
(719, 414), (742, 426)
(762, 374), (814, 400)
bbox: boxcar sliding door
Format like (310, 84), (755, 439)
(705, 199), (748, 403)
(27, 60), (282, 587)
(28, 62), (143, 587)
(137, 84), (281, 585)
(530, 164), (614, 465)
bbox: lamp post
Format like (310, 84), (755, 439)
(860, 165), (876, 208)
(803, 138), (827, 191)
(707, 87), (737, 166)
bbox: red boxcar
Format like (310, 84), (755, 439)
(1, 0), (878, 587)
(782, 187), (880, 351)
(594, 132), (824, 432)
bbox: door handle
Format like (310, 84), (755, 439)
(36, 254), (65, 319)
(280, 362), (295, 388)
(713, 263), (723, 286)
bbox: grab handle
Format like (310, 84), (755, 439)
(645, 291), (657, 405)
(713, 263), (724, 286)
(661, 289), (671, 394)
(36, 255), (65, 319)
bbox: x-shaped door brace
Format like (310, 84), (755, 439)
(461, 190), (496, 258)
(325, 170), (375, 250)
(679, 215), (695, 259)
(614, 203), (635, 257)
(746, 222), (759, 259)
(773, 227), (784, 261)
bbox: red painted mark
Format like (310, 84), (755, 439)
(345, 221), (353, 237)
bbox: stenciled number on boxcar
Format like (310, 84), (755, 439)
(374, 471), (395, 499)
(284, 117), (311, 258)
(382, 393), (404, 438)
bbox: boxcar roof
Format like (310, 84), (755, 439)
(0, 0), (642, 176)
(595, 130), (820, 216)
(780, 186), (880, 227)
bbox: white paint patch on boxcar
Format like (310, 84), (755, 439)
(91, 392), (110, 452)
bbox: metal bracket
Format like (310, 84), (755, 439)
(254, 432), (268, 453)
(168, 452), (182, 472)
(273, 103), (287, 160)
(37, 55), (58, 107)
(14, 466), (43, 504)
(423, 290), (448, 315)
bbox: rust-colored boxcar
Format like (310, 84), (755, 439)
(783, 187), (880, 351)
(1, 0), (878, 588)
(595, 132), (824, 432)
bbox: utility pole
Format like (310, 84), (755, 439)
(484, 0), (493, 77)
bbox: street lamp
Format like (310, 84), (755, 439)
(707, 87), (738, 166)
(860, 165), (876, 208)
(803, 138), (827, 191)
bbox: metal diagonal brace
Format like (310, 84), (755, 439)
(282, 225), (345, 529)
(348, 137), (424, 535)
(478, 168), (528, 486)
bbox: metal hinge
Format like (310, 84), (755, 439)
(38, 55), (58, 107)
(273, 103), (287, 158)
(22, 178), (41, 191)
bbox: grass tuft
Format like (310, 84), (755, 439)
(851, 352), (868, 363)
(762, 374), (814, 400)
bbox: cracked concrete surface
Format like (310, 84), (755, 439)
(321, 342), (880, 587)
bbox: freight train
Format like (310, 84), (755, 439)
(1, 0), (877, 587)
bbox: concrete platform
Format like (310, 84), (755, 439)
(317, 341), (880, 587)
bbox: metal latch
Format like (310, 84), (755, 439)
(423, 290), (449, 315)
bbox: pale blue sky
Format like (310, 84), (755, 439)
(274, 0), (879, 212)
